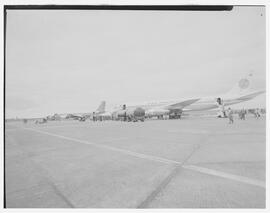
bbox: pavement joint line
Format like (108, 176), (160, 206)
(137, 144), (201, 208)
(182, 165), (265, 189)
(22, 127), (265, 190)
(6, 134), (75, 208)
(137, 166), (181, 208)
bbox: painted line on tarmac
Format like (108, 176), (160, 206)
(168, 130), (210, 134)
(32, 124), (99, 129)
(168, 130), (264, 136)
(5, 128), (19, 132)
(102, 137), (129, 142)
(23, 127), (182, 166)
(29, 122), (123, 129)
(183, 165), (265, 189)
(23, 127), (265, 189)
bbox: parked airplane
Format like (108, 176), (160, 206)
(67, 101), (106, 121)
(112, 98), (199, 121)
(112, 74), (264, 120)
(183, 74), (265, 117)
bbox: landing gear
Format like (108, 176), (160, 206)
(169, 113), (182, 119)
(128, 116), (145, 122)
(157, 115), (164, 119)
(79, 117), (86, 121)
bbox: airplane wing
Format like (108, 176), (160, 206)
(67, 113), (91, 120)
(166, 98), (200, 110)
(145, 98), (200, 117)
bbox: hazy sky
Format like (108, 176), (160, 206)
(6, 6), (266, 118)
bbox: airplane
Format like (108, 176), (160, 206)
(66, 101), (106, 121)
(112, 98), (200, 121)
(112, 74), (265, 120)
(35, 117), (48, 124)
(183, 74), (265, 117)
(94, 111), (112, 121)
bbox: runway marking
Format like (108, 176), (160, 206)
(23, 127), (182, 166)
(6, 123), (107, 130)
(168, 130), (210, 134)
(183, 165), (265, 189)
(102, 137), (129, 142)
(168, 130), (264, 135)
(5, 129), (19, 132)
(31, 124), (98, 129)
(23, 127), (265, 189)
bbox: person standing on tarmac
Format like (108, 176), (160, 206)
(255, 108), (261, 119)
(242, 108), (246, 120)
(93, 112), (96, 122)
(239, 108), (246, 120)
(228, 108), (234, 124)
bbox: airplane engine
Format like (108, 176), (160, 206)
(132, 107), (145, 118)
(117, 107), (145, 121)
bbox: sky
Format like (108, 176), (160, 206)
(5, 6), (266, 118)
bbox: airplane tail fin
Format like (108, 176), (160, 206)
(96, 101), (106, 113)
(225, 74), (254, 97)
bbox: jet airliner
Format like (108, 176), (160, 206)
(112, 74), (264, 120)
(67, 101), (106, 121)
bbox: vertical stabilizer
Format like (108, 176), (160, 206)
(96, 101), (106, 113)
(225, 74), (253, 97)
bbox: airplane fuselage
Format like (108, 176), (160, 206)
(184, 90), (264, 112)
(116, 90), (264, 116)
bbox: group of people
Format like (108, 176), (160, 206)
(238, 109), (247, 120)
(216, 98), (263, 124)
(254, 108), (261, 119)
(227, 108), (262, 124)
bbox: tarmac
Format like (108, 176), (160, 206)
(5, 116), (266, 208)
